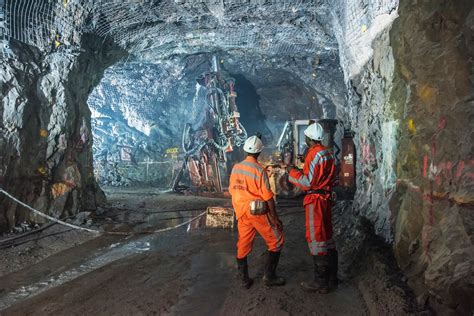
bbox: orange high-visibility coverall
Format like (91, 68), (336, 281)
(229, 156), (284, 259)
(288, 144), (336, 256)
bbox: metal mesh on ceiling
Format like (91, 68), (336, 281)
(330, 0), (399, 80)
(0, 0), (337, 59)
(1, 0), (87, 55)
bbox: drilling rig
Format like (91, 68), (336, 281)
(173, 56), (247, 194)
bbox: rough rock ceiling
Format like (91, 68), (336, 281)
(2, 0), (337, 61)
(2, 0), (350, 178)
(2, 0), (346, 111)
(107, 1), (336, 60)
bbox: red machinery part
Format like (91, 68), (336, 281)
(340, 135), (356, 190)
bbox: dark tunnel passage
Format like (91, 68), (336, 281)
(231, 74), (272, 144)
(0, 0), (473, 315)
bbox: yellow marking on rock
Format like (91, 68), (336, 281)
(407, 119), (416, 134)
(39, 129), (48, 138)
(54, 34), (61, 49)
(416, 84), (437, 105)
(37, 167), (47, 175)
(166, 147), (179, 154)
(51, 182), (71, 199)
(362, 25), (367, 33)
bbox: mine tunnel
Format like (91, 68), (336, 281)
(0, 0), (472, 315)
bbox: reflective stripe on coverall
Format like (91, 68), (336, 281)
(288, 144), (336, 256)
(229, 156), (284, 259)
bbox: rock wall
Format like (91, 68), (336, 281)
(336, 0), (473, 313)
(0, 36), (126, 231)
(391, 1), (473, 313)
(88, 58), (204, 187)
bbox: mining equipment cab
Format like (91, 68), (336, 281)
(267, 119), (356, 200)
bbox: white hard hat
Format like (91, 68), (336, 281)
(304, 122), (324, 141)
(243, 136), (264, 153)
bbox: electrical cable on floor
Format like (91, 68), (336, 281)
(0, 188), (207, 238)
(103, 211), (207, 236)
(0, 187), (300, 242)
(0, 229), (74, 250)
(110, 206), (209, 214)
(0, 188), (100, 234)
(0, 221), (57, 244)
(0, 214), (81, 245)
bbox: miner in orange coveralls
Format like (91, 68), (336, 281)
(288, 122), (338, 293)
(229, 136), (285, 289)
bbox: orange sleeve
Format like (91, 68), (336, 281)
(259, 170), (274, 202)
(228, 171), (236, 196)
(288, 168), (311, 191)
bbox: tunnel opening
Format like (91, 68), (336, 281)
(87, 58), (328, 193)
(231, 74), (271, 144)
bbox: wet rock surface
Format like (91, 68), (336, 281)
(390, 2), (474, 313)
(0, 36), (126, 231)
(337, 0), (474, 313)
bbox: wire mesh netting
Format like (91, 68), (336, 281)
(0, 0), (400, 71)
(331, 0), (399, 80)
(0, 0), (339, 60)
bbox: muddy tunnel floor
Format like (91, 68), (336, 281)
(0, 188), (420, 315)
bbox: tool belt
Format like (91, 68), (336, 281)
(306, 189), (331, 195)
(250, 200), (269, 215)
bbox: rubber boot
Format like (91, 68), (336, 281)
(301, 255), (329, 293)
(237, 257), (253, 289)
(328, 249), (339, 289)
(263, 251), (286, 286)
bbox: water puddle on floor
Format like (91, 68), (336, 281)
(0, 209), (232, 311)
(170, 250), (235, 315)
(169, 222), (237, 315)
(0, 237), (152, 310)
